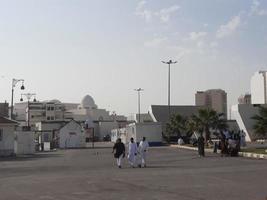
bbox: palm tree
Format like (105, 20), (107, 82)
(251, 106), (267, 138)
(166, 114), (186, 143)
(189, 108), (227, 144)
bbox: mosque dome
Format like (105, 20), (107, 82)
(49, 99), (61, 103)
(80, 95), (97, 109)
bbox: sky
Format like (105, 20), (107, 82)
(0, 0), (267, 116)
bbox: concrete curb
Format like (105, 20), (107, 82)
(170, 145), (267, 160)
(238, 152), (267, 159)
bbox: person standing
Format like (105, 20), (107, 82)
(197, 134), (205, 157)
(112, 138), (125, 168)
(128, 137), (138, 168)
(138, 137), (149, 168)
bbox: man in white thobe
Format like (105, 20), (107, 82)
(138, 137), (149, 168)
(128, 137), (137, 168)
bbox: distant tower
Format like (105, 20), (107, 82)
(195, 89), (227, 118)
(251, 71), (267, 104)
(238, 94), (251, 104)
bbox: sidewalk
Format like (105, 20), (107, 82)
(170, 144), (267, 159)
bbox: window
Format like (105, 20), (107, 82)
(47, 116), (50, 120)
(0, 129), (3, 141)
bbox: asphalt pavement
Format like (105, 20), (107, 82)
(0, 143), (266, 200)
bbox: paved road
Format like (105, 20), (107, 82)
(0, 144), (266, 200)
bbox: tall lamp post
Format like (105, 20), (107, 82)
(162, 60), (177, 120)
(10, 78), (25, 119)
(20, 93), (36, 128)
(134, 88), (144, 123)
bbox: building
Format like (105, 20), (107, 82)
(0, 116), (18, 156)
(14, 131), (35, 155)
(149, 105), (206, 138)
(127, 113), (153, 123)
(195, 89), (227, 117)
(59, 120), (84, 149)
(238, 94), (251, 104)
(251, 71), (267, 104)
(67, 95), (127, 140)
(111, 122), (162, 145)
(14, 95), (128, 141)
(14, 100), (78, 127)
(231, 104), (267, 142)
(0, 102), (9, 117)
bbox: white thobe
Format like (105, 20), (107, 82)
(128, 142), (137, 166)
(139, 141), (149, 166)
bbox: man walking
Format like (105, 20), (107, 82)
(128, 137), (138, 168)
(138, 137), (149, 168)
(112, 138), (125, 168)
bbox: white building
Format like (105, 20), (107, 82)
(68, 95), (127, 140)
(59, 120), (84, 149)
(15, 95), (128, 142)
(14, 100), (78, 127)
(251, 71), (267, 104)
(0, 117), (18, 156)
(111, 122), (162, 145)
(14, 131), (35, 155)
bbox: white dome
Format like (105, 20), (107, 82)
(80, 95), (97, 109)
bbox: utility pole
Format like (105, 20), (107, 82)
(162, 60), (177, 120)
(11, 78), (25, 119)
(134, 88), (144, 123)
(20, 93), (36, 129)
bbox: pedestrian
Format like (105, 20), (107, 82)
(128, 137), (138, 168)
(138, 137), (149, 168)
(112, 138), (125, 168)
(220, 132), (228, 157)
(197, 134), (205, 157)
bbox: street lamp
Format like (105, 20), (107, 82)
(134, 88), (144, 123)
(162, 60), (177, 120)
(20, 93), (36, 128)
(10, 78), (25, 119)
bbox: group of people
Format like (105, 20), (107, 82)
(196, 129), (246, 157)
(112, 137), (149, 168)
(218, 130), (245, 157)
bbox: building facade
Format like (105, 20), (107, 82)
(238, 94), (251, 104)
(195, 89), (227, 117)
(0, 102), (9, 117)
(251, 71), (267, 104)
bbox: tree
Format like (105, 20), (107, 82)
(189, 108), (227, 144)
(251, 106), (267, 138)
(166, 114), (186, 143)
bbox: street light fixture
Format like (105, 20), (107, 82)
(134, 88), (144, 123)
(20, 93), (36, 128)
(162, 60), (177, 120)
(10, 78), (25, 119)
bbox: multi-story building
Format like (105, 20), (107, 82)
(14, 95), (128, 141)
(14, 100), (78, 126)
(195, 89), (227, 117)
(251, 71), (267, 104)
(238, 94), (251, 104)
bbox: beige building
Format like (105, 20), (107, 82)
(195, 89), (227, 117)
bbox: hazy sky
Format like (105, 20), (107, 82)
(0, 0), (267, 116)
